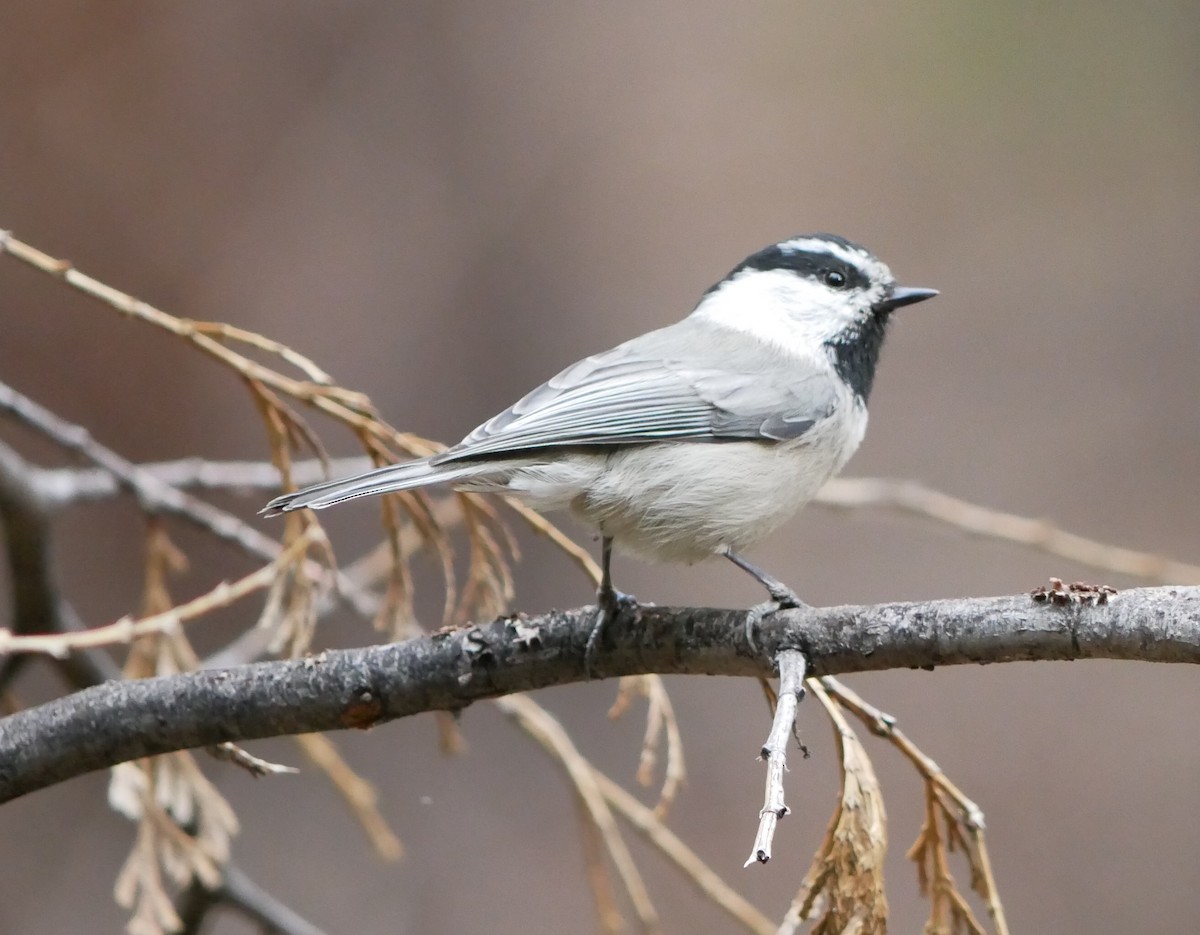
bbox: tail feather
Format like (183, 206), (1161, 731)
(260, 457), (485, 515)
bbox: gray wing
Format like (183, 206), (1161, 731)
(432, 322), (839, 465)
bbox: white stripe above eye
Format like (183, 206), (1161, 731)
(778, 236), (868, 270)
(776, 236), (895, 293)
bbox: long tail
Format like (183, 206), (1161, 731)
(260, 457), (488, 515)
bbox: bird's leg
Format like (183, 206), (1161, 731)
(720, 547), (806, 654)
(586, 536), (637, 677)
(722, 549), (804, 606)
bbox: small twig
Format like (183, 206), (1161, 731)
(0, 380), (378, 622)
(31, 456), (376, 507)
(199, 533), (454, 670)
(817, 477), (1200, 585)
(206, 741), (299, 777)
(780, 679), (888, 933)
(0, 440), (65, 693)
(821, 675), (1009, 935)
(1, 380), (282, 558)
(0, 437), (345, 935)
(177, 864), (331, 935)
(502, 495), (603, 585)
(293, 733), (403, 861)
(910, 780), (989, 934)
(820, 677), (985, 829)
(0, 229), (547, 632)
(0, 532), (314, 658)
(223, 864), (332, 935)
(0, 231), (357, 419)
(572, 788), (626, 934)
(188, 320), (335, 384)
(497, 694), (662, 934)
(595, 771), (775, 935)
(35, 460), (1200, 589)
(745, 648), (807, 866)
(607, 675), (687, 818)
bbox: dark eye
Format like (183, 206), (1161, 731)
(823, 269), (847, 289)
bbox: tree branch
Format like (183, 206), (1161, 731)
(746, 648), (806, 865)
(30, 457), (376, 508)
(0, 380), (378, 619)
(1, 586), (1197, 804)
(29, 458), (1200, 586)
(0, 440), (113, 692)
(177, 865), (330, 935)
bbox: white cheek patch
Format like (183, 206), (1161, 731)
(690, 269), (867, 354)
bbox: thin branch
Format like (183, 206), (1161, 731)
(31, 457), (376, 508)
(501, 495), (603, 585)
(0, 442), (135, 693)
(594, 772), (775, 935)
(293, 733), (403, 861)
(819, 678), (985, 830)
(0, 440), (65, 692)
(817, 477), (1200, 585)
(497, 694), (661, 933)
(0, 380), (285, 562)
(0, 439), (368, 935)
(0, 380), (378, 620)
(30, 458), (1200, 587)
(0, 230), (531, 629)
(177, 864), (331, 935)
(821, 676), (1010, 935)
(2, 586), (1196, 803)
(0, 231), (345, 412)
(0, 531), (314, 657)
(607, 675), (687, 818)
(206, 742), (299, 778)
(571, 787), (625, 935)
(745, 649), (806, 866)
(780, 679), (888, 934)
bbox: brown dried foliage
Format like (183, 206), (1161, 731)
(782, 680), (889, 935)
(0, 232), (553, 932)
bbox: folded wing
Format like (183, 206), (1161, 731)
(433, 335), (837, 465)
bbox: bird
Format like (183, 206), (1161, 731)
(263, 233), (937, 668)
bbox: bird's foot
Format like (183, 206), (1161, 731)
(744, 585), (806, 655)
(586, 587), (639, 678)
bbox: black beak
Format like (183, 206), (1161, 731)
(877, 286), (938, 313)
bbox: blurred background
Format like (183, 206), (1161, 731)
(1, 2), (1198, 932)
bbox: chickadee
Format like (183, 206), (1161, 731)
(264, 234), (936, 665)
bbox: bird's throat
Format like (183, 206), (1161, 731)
(825, 314), (888, 403)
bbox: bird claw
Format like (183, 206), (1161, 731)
(598, 586), (638, 615)
(744, 592), (807, 655)
(765, 583), (803, 608)
(586, 588), (639, 678)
